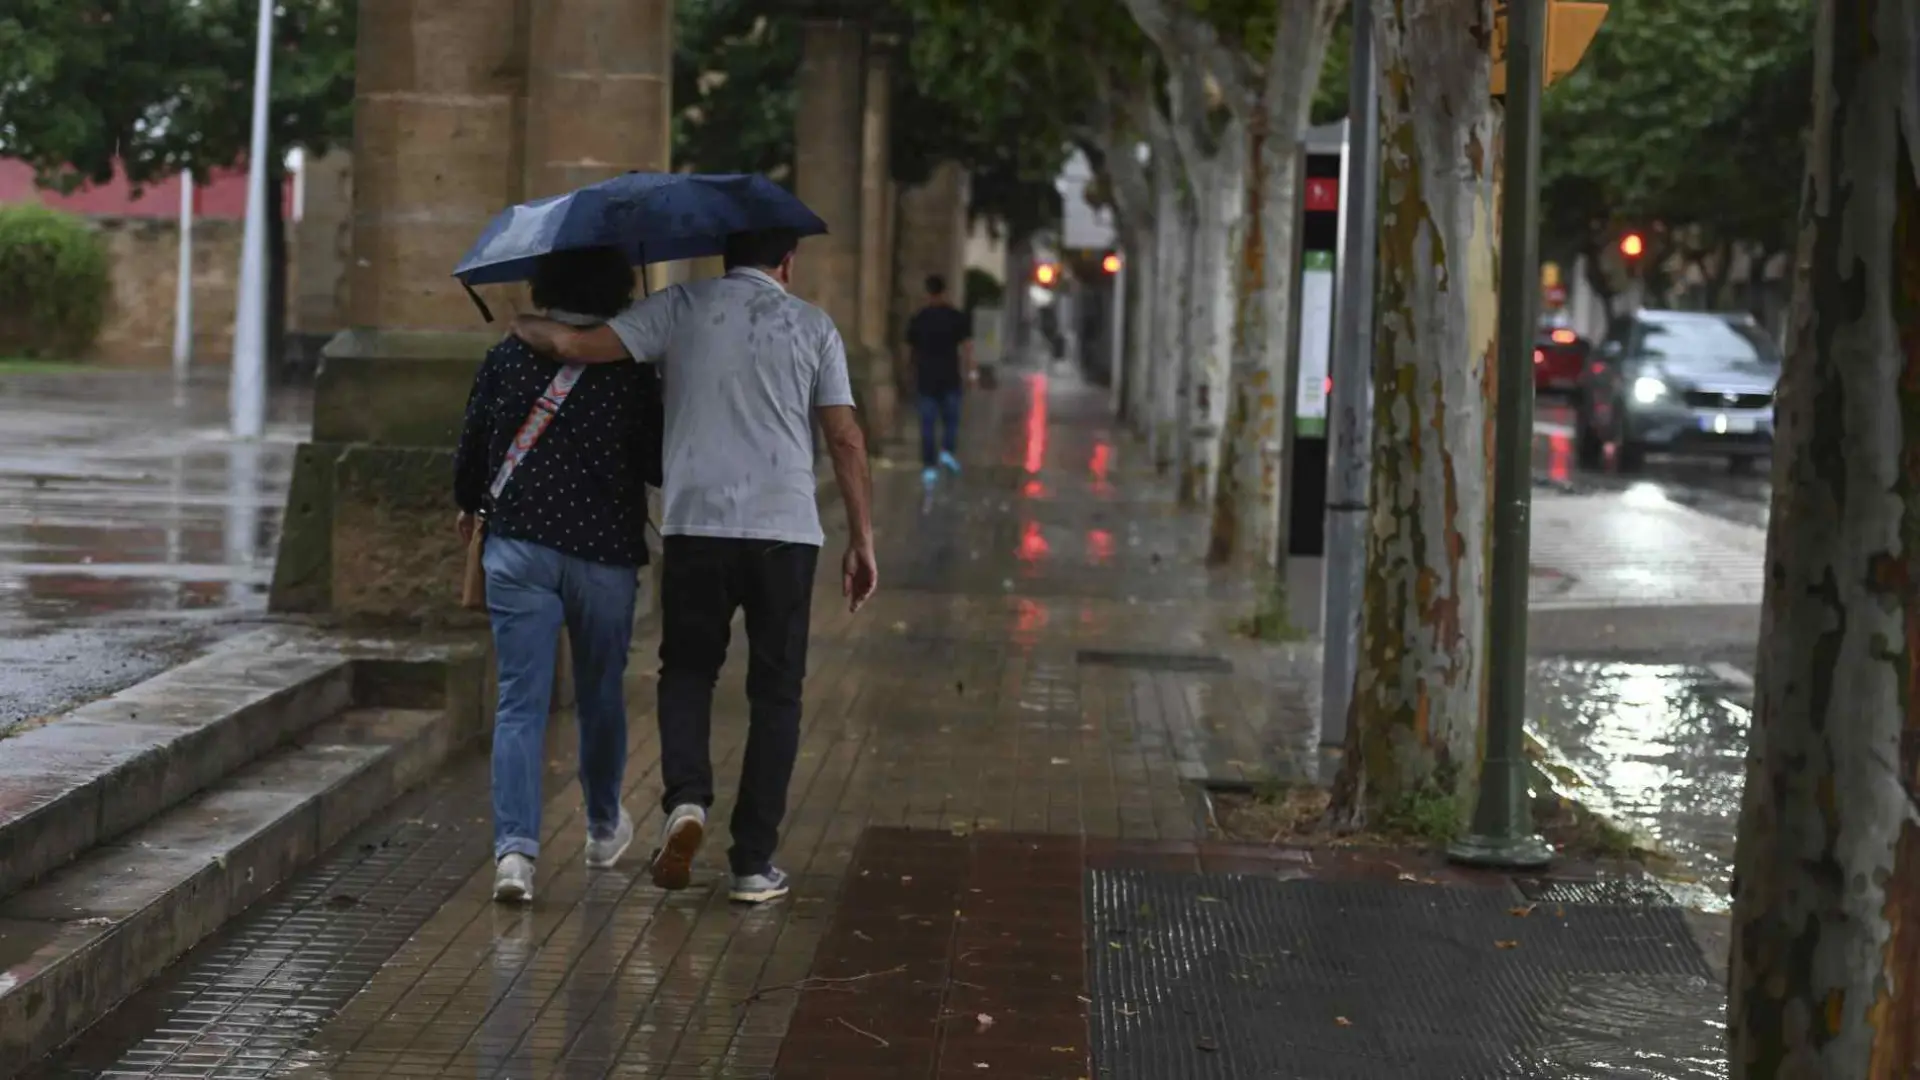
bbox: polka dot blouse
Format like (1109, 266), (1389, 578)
(453, 335), (665, 568)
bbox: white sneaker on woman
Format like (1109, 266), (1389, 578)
(494, 853), (535, 903)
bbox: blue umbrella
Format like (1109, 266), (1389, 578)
(452, 172), (828, 317)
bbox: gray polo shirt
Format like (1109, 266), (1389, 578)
(607, 268), (854, 546)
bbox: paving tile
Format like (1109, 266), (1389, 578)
(41, 369), (1336, 1079)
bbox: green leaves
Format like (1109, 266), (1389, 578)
(0, 0), (355, 190)
(1541, 0), (1812, 258)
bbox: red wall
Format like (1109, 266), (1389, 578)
(0, 158), (290, 220)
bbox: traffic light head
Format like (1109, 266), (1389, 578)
(1619, 233), (1645, 259)
(1101, 253), (1122, 274)
(1035, 262), (1058, 286)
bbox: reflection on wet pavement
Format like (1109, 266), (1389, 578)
(1534, 399), (1772, 530)
(1529, 659), (1751, 908)
(0, 373), (305, 729)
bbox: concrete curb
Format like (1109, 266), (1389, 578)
(0, 627), (489, 1069)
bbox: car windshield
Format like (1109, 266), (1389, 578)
(1639, 317), (1780, 366)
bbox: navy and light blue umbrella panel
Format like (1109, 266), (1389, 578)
(452, 171), (828, 319)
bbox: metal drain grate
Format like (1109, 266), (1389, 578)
(1514, 875), (1687, 907)
(1085, 868), (1720, 1079)
(1077, 649), (1234, 674)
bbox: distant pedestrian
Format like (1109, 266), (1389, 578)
(510, 227), (878, 905)
(905, 274), (974, 485)
(454, 246), (664, 905)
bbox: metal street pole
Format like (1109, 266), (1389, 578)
(1109, 257), (1127, 416)
(1451, 0), (1552, 869)
(172, 170), (194, 385)
(229, 0), (274, 440)
(1319, 0), (1379, 749)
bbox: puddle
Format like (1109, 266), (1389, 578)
(1528, 659), (1749, 909)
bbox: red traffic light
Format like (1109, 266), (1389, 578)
(1101, 253), (1122, 274)
(1619, 233), (1645, 259)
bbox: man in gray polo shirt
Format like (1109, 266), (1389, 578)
(510, 228), (876, 904)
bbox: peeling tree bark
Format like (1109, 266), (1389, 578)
(1329, 0), (1500, 824)
(1149, 137), (1192, 470)
(1728, 2), (1920, 1076)
(1208, 0), (1342, 571)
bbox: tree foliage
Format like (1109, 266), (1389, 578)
(1539, 0), (1811, 266)
(0, 0), (355, 188)
(673, 0), (799, 178)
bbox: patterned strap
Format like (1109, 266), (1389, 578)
(487, 364), (586, 502)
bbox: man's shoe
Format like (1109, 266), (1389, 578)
(648, 804), (706, 890)
(921, 466), (938, 486)
(728, 866), (791, 904)
(939, 451), (962, 474)
(585, 806), (635, 869)
(494, 853), (535, 904)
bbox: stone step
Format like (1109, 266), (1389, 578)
(0, 706), (463, 1064)
(0, 628), (361, 902)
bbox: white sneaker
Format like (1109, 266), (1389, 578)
(585, 807), (635, 869)
(648, 804), (706, 890)
(493, 853), (535, 903)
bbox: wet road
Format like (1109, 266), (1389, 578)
(1534, 396), (1772, 531)
(0, 371), (306, 732)
(1527, 394), (1770, 909)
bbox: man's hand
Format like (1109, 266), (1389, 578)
(457, 511), (478, 545)
(841, 541), (878, 613)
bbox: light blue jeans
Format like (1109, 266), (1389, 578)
(484, 535), (639, 862)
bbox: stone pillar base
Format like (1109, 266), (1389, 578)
(270, 329), (576, 713)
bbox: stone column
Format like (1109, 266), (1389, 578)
(792, 20), (866, 344)
(349, 0), (525, 331)
(857, 35), (898, 442)
(523, 0), (672, 199)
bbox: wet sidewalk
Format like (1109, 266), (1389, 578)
(0, 371), (307, 731)
(38, 364), (1728, 1079)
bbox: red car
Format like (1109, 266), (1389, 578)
(1534, 328), (1587, 394)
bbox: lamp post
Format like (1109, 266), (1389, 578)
(172, 170), (194, 385)
(229, 0), (274, 439)
(1319, 0), (1381, 750)
(1450, 0), (1553, 869)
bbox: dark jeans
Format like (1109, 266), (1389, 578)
(918, 391), (962, 466)
(656, 535), (819, 876)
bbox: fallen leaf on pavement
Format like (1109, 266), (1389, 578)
(1495, 940), (1519, 950)
(1196, 1036), (1218, 1053)
(975, 1013), (995, 1033)
(1050, 757), (1071, 765)
(1197, 895), (1221, 903)
(1509, 904), (1537, 917)
(1335, 1016), (1352, 1027)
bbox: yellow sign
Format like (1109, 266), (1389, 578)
(1540, 261), (1561, 289)
(1490, 1), (1609, 97)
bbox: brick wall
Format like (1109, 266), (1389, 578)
(90, 216), (248, 368)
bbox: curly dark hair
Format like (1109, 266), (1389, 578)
(529, 246), (635, 319)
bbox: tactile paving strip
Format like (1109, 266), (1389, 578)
(1085, 869), (1722, 1079)
(34, 756), (495, 1079)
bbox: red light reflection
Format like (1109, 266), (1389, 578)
(1547, 430), (1572, 484)
(1018, 520), (1050, 562)
(1025, 375), (1048, 473)
(1023, 480), (1047, 498)
(1087, 528), (1114, 564)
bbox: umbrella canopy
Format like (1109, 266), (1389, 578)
(452, 172), (828, 288)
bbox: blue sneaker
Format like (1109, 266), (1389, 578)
(939, 451), (962, 474)
(728, 866), (791, 904)
(922, 466), (938, 485)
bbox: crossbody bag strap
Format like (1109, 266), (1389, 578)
(488, 363), (587, 502)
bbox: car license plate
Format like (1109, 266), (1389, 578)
(1702, 413), (1759, 435)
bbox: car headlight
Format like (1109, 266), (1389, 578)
(1632, 377), (1668, 404)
